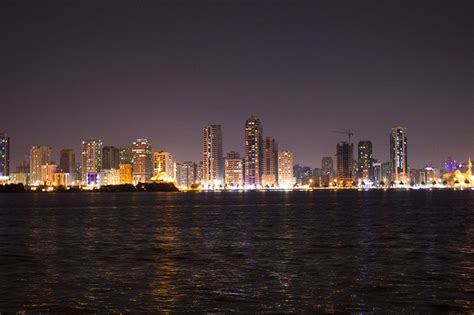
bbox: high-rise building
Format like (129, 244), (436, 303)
(262, 137), (278, 187)
(357, 141), (373, 181)
(278, 150), (295, 188)
(132, 139), (153, 183)
(119, 146), (133, 164)
(59, 149), (75, 174)
(102, 146), (120, 170)
(293, 164), (313, 184)
(176, 161), (197, 188)
(373, 162), (382, 185)
(390, 126), (409, 184)
(321, 156), (334, 186)
(244, 116), (263, 187)
(381, 161), (392, 184)
(152, 151), (175, 182)
(202, 125), (224, 187)
(196, 161), (203, 184)
(336, 141), (354, 186)
(81, 139), (103, 182)
(29, 145), (51, 185)
(225, 151), (243, 187)
(119, 163), (133, 184)
(0, 132), (10, 177)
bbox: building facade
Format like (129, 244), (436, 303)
(41, 163), (57, 186)
(132, 139), (153, 184)
(176, 161), (197, 188)
(321, 156), (334, 186)
(225, 151), (243, 187)
(53, 172), (70, 187)
(357, 140), (373, 182)
(336, 141), (354, 186)
(119, 163), (133, 184)
(102, 146), (120, 170)
(98, 168), (121, 186)
(29, 145), (51, 185)
(152, 151), (175, 182)
(59, 149), (75, 174)
(278, 150), (294, 188)
(0, 132), (10, 177)
(381, 161), (392, 185)
(390, 126), (409, 184)
(202, 125), (224, 187)
(262, 137), (278, 187)
(244, 116), (263, 187)
(82, 139), (103, 183)
(373, 162), (382, 185)
(119, 146), (133, 164)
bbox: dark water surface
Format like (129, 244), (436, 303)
(0, 190), (473, 312)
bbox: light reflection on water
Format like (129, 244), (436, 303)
(0, 190), (473, 312)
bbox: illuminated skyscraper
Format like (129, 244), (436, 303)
(132, 139), (153, 183)
(278, 150), (295, 188)
(390, 126), (409, 184)
(153, 151), (175, 182)
(225, 151), (243, 187)
(357, 141), (373, 181)
(102, 146), (120, 169)
(262, 137), (278, 187)
(202, 125), (224, 187)
(81, 139), (103, 182)
(244, 116), (263, 187)
(336, 141), (354, 186)
(0, 132), (10, 176)
(29, 145), (51, 185)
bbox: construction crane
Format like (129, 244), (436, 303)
(333, 130), (354, 144)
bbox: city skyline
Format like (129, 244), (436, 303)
(2, 119), (473, 173)
(1, 1), (472, 170)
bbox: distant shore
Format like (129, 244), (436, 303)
(0, 183), (179, 193)
(1, 183), (472, 193)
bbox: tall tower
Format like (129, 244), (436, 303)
(357, 140), (373, 181)
(390, 126), (408, 184)
(29, 145), (51, 185)
(202, 125), (224, 187)
(0, 132), (10, 177)
(244, 116), (263, 187)
(81, 139), (103, 182)
(262, 137), (278, 187)
(278, 150), (294, 188)
(102, 146), (120, 169)
(132, 139), (153, 184)
(336, 141), (354, 186)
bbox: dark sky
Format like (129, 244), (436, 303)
(2, 0), (473, 169)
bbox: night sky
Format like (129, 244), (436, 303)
(2, 1), (472, 169)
